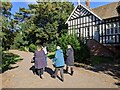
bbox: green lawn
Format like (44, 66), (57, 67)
(1, 52), (23, 70)
(47, 52), (55, 59)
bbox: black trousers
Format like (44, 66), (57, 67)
(37, 68), (43, 76)
(66, 65), (73, 73)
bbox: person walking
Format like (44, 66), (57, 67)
(42, 46), (48, 70)
(66, 45), (74, 76)
(52, 46), (65, 82)
(34, 45), (46, 79)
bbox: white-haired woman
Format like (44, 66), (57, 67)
(66, 45), (74, 76)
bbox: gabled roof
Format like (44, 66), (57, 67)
(65, 3), (102, 24)
(92, 2), (120, 19)
(66, 2), (120, 24)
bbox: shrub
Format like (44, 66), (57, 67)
(78, 44), (90, 63)
(1, 52), (23, 71)
(24, 46), (29, 52)
(12, 33), (24, 49)
(57, 34), (81, 61)
(29, 44), (37, 52)
(20, 46), (26, 51)
(45, 34), (90, 63)
(46, 42), (57, 52)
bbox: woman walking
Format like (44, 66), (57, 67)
(66, 45), (74, 76)
(42, 46), (48, 71)
(52, 46), (65, 82)
(34, 45), (46, 79)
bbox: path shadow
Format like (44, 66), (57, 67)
(57, 76), (64, 82)
(115, 82), (120, 86)
(45, 67), (64, 82)
(74, 62), (120, 87)
(29, 66), (55, 77)
(29, 65), (37, 75)
(74, 60), (120, 81)
(45, 67), (54, 76)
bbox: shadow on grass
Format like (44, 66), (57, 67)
(1, 52), (23, 74)
(1, 65), (19, 73)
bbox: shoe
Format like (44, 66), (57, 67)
(52, 75), (56, 78)
(66, 71), (68, 74)
(40, 75), (44, 79)
(64, 70), (68, 74)
(71, 71), (74, 76)
(33, 72), (36, 75)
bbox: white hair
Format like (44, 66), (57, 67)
(68, 45), (72, 49)
(57, 46), (60, 49)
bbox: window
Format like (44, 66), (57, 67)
(115, 27), (118, 33)
(111, 28), (113, 34)
(106, 29), (110, 35)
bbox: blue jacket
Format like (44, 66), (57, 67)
(53, 49), (65, 68)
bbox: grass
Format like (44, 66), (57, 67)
(90, 56), (113, 65)
(1, 52), (23, 70)
(47, 52), (55, 59)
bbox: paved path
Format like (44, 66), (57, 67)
(2, 50), (118, 88)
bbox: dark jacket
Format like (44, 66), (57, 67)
(34, 50), (46, 69)
(66, 48), (74, 66)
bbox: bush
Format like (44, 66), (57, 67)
(46, 42), (57, 52)
(78, 44), (90, 63)
(1, 52), (23, 71)
(45, 34), (90, 63)
(57, 34), (81, 61)
(20, 46), (26, 51)
(10, 44), (18, 49)
(29, 44), (37, 52)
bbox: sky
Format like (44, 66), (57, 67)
(10, 0), (117, 14)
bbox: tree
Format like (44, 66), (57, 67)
(1, 2), (14, 50)
(11, 2), (74, 49)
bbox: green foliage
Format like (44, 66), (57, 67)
(47, 52), (55, 59)
(29, 44), (37, 52)
(20, 46), (26, 51)
(90, 56), (113, 65)
(46, 42), (57, 52)
(12, 32), (24, 48)
(2, 2), (74, 51)
(12, 30), (29, 50)
(11, 2), (74, 46)
(78, 44), (90, 63)
(2, 17), (15, 50)
(55, 34), (90, 62)
(57, 34), (81, 61)
(1, 52), (23, 70)
(2, 2), (15, 50)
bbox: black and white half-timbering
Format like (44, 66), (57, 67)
(66, 1), (120, 45)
